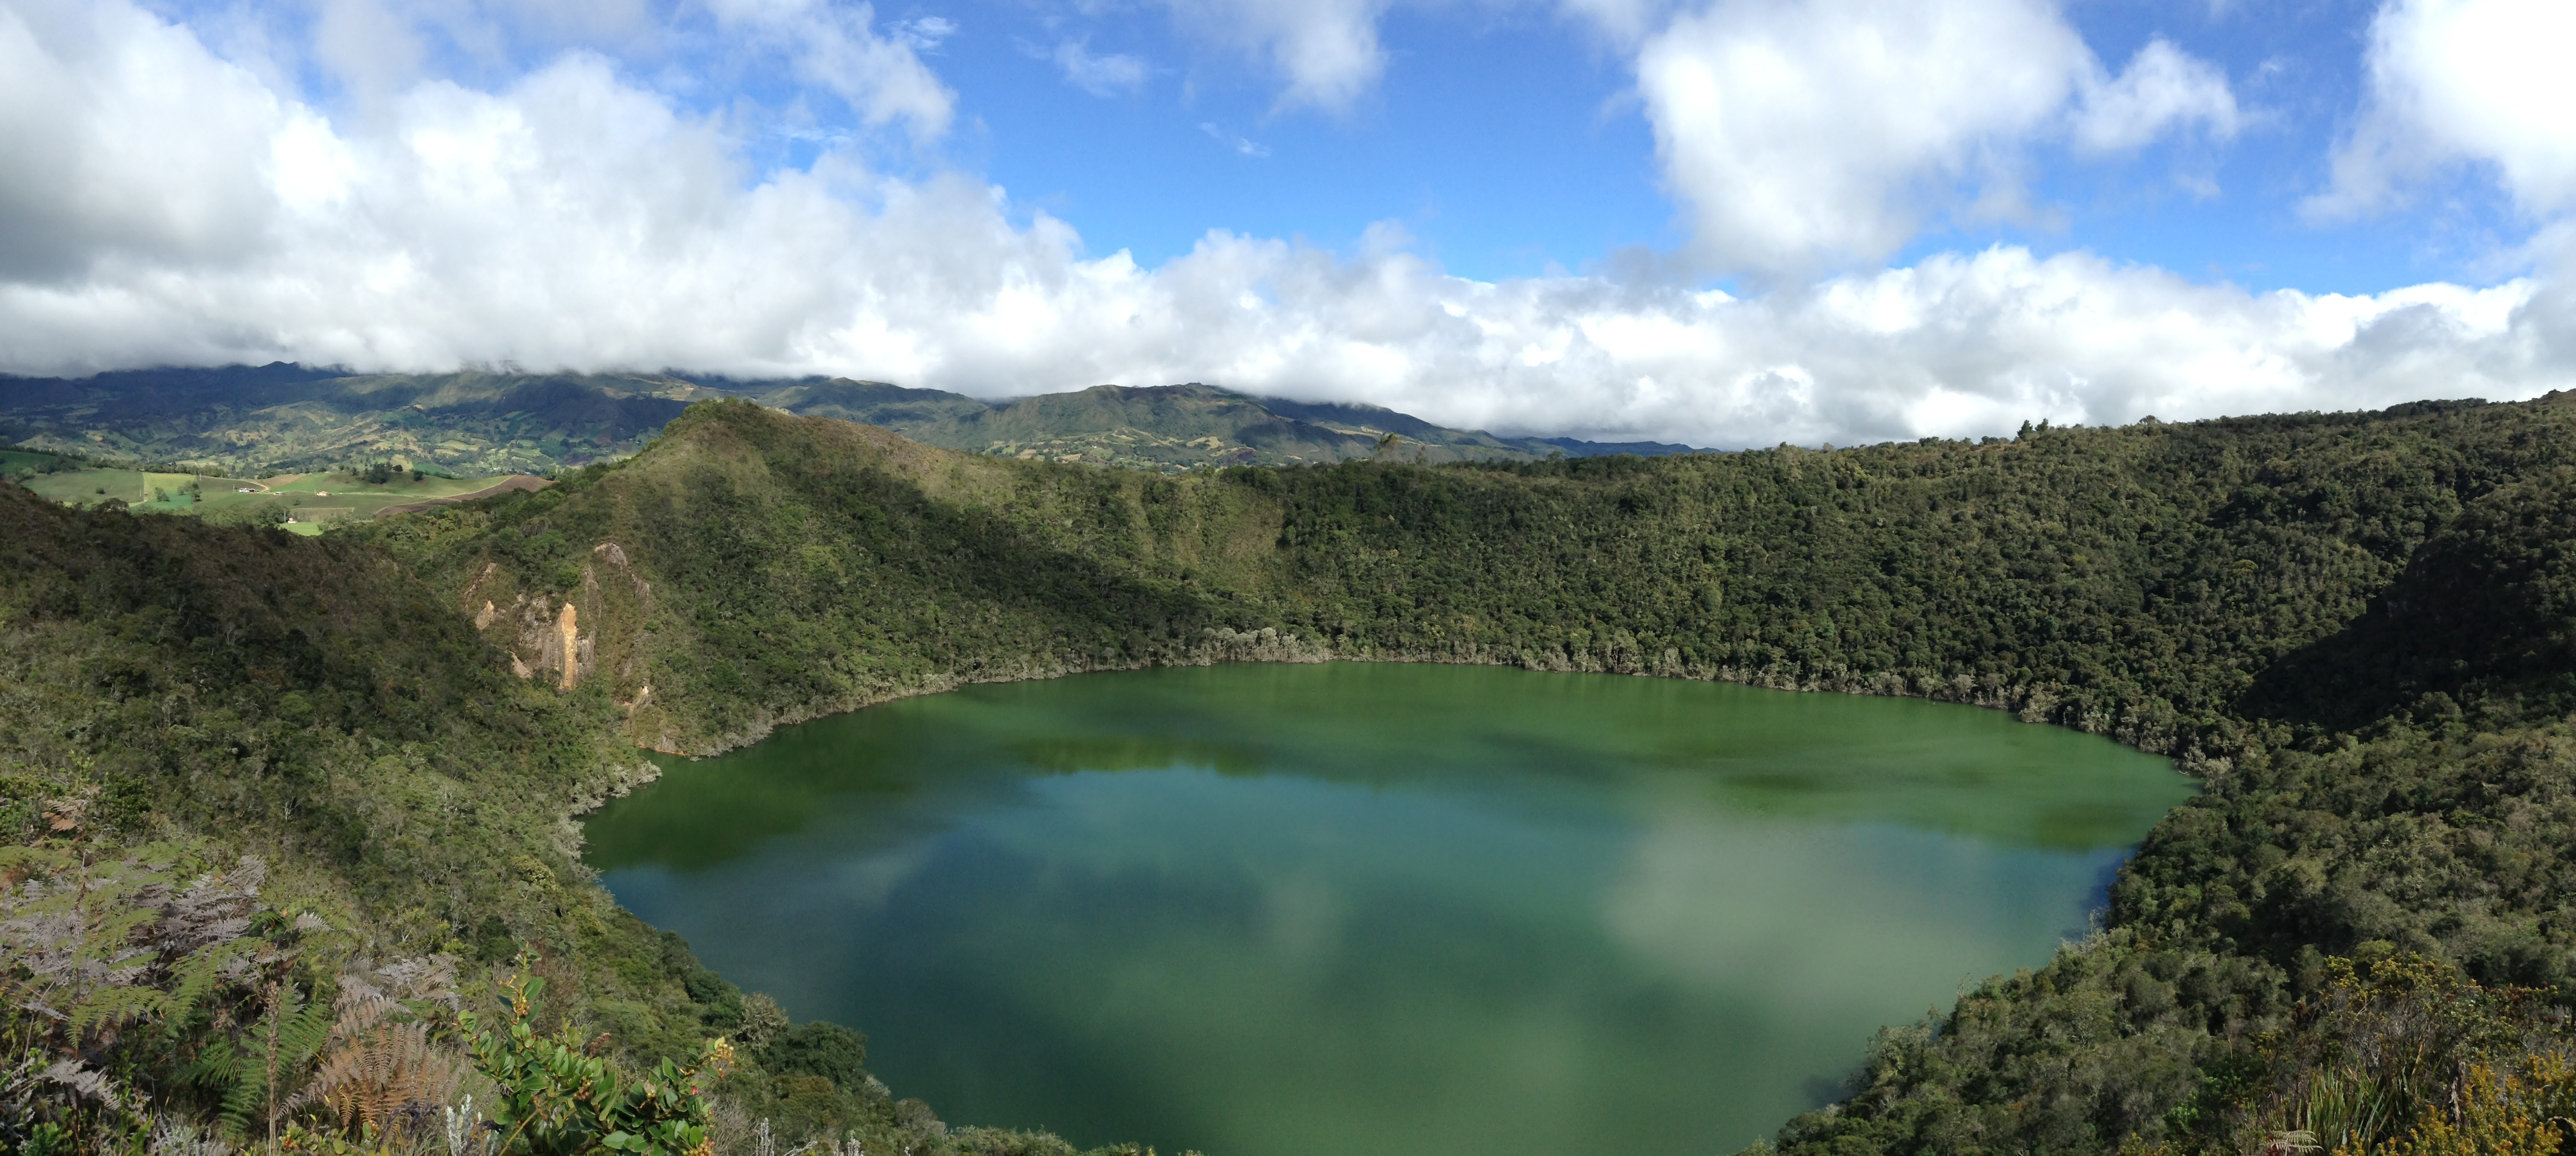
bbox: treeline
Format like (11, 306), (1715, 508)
(17, 392), (2576, 1153)
(1253, 401), (2567, 747)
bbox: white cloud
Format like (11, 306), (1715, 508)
(1054, 41), (1150, 97)
(0, 0), (287, 280)
(3, 0), (2569, 452)
(895, 15), (957, 51)
(1634, 0), (2083, 279)
(703, 0), (953, 136)
(310, 0), (430, 100)
(2072, 38), (2240, 154)
(1146, 0), (1672, 108)
(2316, 0), (2576, 221)
(1158, 0), (1389, 113)
(1634, 0), (2238, 279)
(296, 0), (663, 104)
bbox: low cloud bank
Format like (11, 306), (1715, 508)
(0, 0), (2570, 448)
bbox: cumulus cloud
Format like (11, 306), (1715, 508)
(703, 0), (953, 136)
(2315, 0), (2576, 221)
(1158, 0), (1389, 112)
(3, 0), (2570, 452)
(1634, 0), (2239, 279)
(0, 0), (289, 280)
(2071, 38), (2241, 155)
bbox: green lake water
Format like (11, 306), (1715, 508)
(585, 663), (2195, 1156)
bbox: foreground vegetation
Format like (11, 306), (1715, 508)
(14, 390), (2576, 1152)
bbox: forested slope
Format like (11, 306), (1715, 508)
(17, 392), (2576, 1154)
(0, 467), (1174, 1156)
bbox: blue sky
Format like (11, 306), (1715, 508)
(922, 3), (1679, 282)
(913, 0), (2463, 294)
(200, 0), (2517, 291)
(2, 0), (2572, 446)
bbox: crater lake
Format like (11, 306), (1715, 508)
(585, 662), (2196, 1156)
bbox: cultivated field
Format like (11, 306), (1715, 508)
(10, 453), (536, 533)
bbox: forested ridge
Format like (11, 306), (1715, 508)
(14, 392), (2576, 1154)
(0, 365), (1682, 479)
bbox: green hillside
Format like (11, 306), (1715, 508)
(764, 380), (1643, 469)
(1, 366), (1695, 478)
(0, 366), (710, 477)
(16, 392), (2576, 1154)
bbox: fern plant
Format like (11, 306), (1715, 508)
(0, 844), (286, 1149)
(0, 844), (262, 1055)
(291, 972), (469, 1138)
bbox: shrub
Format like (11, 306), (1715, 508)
(463, 960), (731, 1156)
(758, 1024), (867, 1091)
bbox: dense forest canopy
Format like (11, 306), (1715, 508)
(13, 391), (2576, 1154)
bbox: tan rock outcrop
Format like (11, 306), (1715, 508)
(557, 603), (580, 690)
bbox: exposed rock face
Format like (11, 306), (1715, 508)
(557, 603), (580, 690)
(457, 542), (633, 703)
(490, 592), (595, 689)
(512, 595), (557, 680)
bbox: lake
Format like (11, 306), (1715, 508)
(585, 662), (2195, 1156)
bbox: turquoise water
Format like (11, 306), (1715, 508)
(587, 663), (2194, 1155)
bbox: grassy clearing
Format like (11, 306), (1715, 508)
(10, 456), (525, 526)
(247, 472), (511, 523)
(0, 448), (66, 473)
(22, 467), (227, 511)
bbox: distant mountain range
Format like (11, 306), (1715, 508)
(0, 364), (1701, 476)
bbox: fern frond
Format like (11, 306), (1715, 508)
(278, 997), (336, 1076)
(0, 845), (73, 874)
(68, 984), (172, 1037)
(217, 985), (337, 1140)
(293, 1021), (468, 1136)
(330, 977), (399, 1043)
(163, 937), (264, 1019)
(367, 953), (462, 1012)
(217, 1054), (264, 1140)
(93, 904), (163, 946)
(177, 1036), (242, 1094)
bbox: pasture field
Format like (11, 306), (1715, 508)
(22, 467), (226, 512)
(8, 448), (527, 527)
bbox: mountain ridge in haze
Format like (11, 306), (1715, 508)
(0, 365), (1702, 476)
